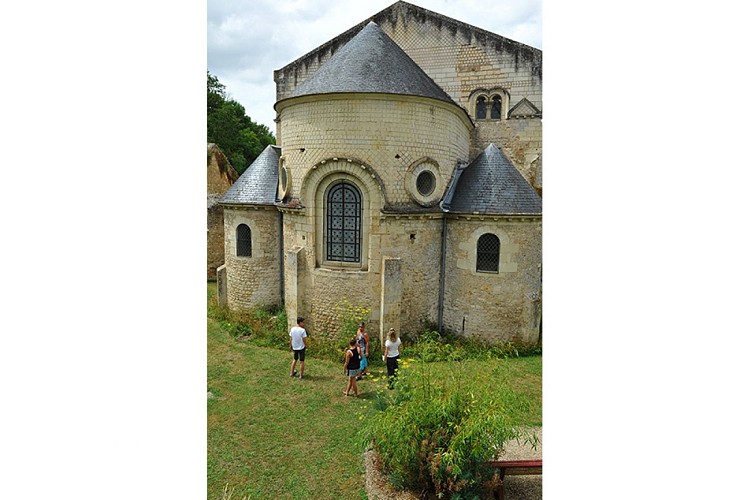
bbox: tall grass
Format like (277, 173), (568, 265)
(359, 359), (540, 497)
(207, 282), (542, 498)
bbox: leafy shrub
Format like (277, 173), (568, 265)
(360, 361), (537, 496)
(404, 330), (541, 363)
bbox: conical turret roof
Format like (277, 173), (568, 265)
(442, 144), (541, 215)
(220, 145), (280, 206)
(282, 21), (455, 105)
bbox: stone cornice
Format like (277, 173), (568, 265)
(445, 213), (542, 223)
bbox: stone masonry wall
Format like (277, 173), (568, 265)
(224, 206), (282, 311)
(275, 6), (541, 113)
(379, 8), (542, 114)
(278, 95), (470, 209)
(207, 145), (238, 280)
(207, 204), (224, 280)
(274, 6), (541, 188)
(442, 217), (542, 342)
(280, 208), (444, 339)
(472, 119), (542, 190)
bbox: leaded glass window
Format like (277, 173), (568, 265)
(326, 181), (361, 263)
(416, 170), (436, 196)
(237, 224), (252, 257)
(476, 233), (500, 272)
(491, 95), (502, 119)
(476, 96), (487, 119)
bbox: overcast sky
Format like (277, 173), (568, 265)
(207, 0), (541, 133)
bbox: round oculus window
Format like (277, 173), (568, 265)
(416, 170), (436, 196)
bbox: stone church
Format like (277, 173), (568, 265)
(217, 1), (542, 344)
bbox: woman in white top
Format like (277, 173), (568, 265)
(383, 328), (401, 389)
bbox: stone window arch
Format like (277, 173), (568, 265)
(236, 224), (252, 257)
(475, 96), (487, 119)
(304, 158), (384, 272)
(471, 89), (509, 121)
(476, 233), (500, 272)
(491, 95), (502, 119)
(405, 158), (444, 207)
(325, 180), (362, 263)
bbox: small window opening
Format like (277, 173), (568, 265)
(416, 171), (436, 196)
(491, 95), (502, 119)
(237, 224), (252, 257)
(476, 96), (487, 119)
(476, 233), (500, 272)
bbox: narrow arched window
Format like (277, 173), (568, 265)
(476, 233), (500, 273)
(491, 95), (502, 119)
(326, 181), (362, 263)
(236, 224), (252, 257)
(476, 96), (487, 119)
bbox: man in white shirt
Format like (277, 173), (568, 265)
(289, 317), (308, 379)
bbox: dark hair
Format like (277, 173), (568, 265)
(349, 337), (357, 347)
(297, 317), (305, 324)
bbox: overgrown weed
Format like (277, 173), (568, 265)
(359, 360), (538, 497)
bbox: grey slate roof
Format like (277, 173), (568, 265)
(441, 144), (541, 215)
(220, 145), (280, 205)
(283, 22), (455, 105)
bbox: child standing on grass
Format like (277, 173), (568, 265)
(355, 322), (369, 380)
(289, 317), (308, 379)
(343, 338), (361, 397)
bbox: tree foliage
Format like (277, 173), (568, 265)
(207, 71), (275, 174)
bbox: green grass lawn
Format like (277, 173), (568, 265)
(207, 287), (542, 499)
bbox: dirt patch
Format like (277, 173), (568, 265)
(363, 450), (422, 500)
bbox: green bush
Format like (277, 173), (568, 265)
(360, 361), (538, 497)
(404, 330), (542, 363)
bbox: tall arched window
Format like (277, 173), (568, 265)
(476, 96), (487, 119)
(491, 95), (502, 119)
(326, 181), (362, 263)
(476, 233), (500, 273)
(236, 224), (252, 257)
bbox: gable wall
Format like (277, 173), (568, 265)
(273, 4), (542, 177)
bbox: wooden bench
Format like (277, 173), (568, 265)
(489, 459), (542, 500)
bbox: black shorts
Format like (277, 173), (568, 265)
(293, 348), (306, 361)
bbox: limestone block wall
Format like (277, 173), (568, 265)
(223, 206), (282, 311)
(281, 193), (381, 337)
(379, 256), (403, 344)
(471, 118), (542, 190)
(274, 6), (541, 113)
(379, 215), (443, 334)
(277, 95), (470, 208)
(279, 208), (444, 338)
(207, 203), (225, 280)
(442, 217), (542, 342)
(378, 9), (542, 114)
(207, 145), (238, 280)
